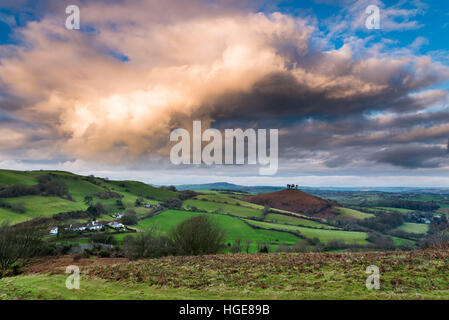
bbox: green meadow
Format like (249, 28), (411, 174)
(335, 207), (374, 220)
(244, 219), (370, 245)
(182, 199), (263, 218)
(134, 209), (300, 250)
(397, 222), (429, 234)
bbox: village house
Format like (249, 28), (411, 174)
(65, 224), (86, 232)
(49, 227), (58, 235)
(142, 203), (161, 209)
(65, 221), (104, 232)
(108, 221), (126, 230)
(88, 221), (104, 231)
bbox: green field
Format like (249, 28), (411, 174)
(182, 199), (262, 218)
(264, 213), (336, 229)
(391, 236), (416, 246)
(134, 209), (300, 249)
(375, 207), (415, 213)
(335, 207), (374, 220)
(397, 222), (429, 234)
(244, 219), (369, 245)
(194, 194), (264, 209)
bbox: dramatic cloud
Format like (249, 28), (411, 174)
(0, 0), (449, 183)
(373, 145), (447, 168)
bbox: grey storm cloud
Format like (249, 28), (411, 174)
(372, 145), (448, 169)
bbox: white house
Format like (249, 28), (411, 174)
(65, 221), (103, 232)
(49, 227), (58, 235)
(88, 221), (104, 231)
(108, 221), (125, 230)
(142, 203), (161, 209)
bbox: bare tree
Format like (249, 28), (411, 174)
(230, 237), (242, 253)
(244, 239), (252, 253)
(0, 222), (43, 272)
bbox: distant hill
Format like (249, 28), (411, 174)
(176, 182), (283, 194)
(176, 182), (449, 194)
(244, 189), (340, 219)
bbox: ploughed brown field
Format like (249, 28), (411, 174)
(244, 189), (340, 219)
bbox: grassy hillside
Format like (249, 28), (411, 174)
(335, 207), (374, 220)
(0, 169), (417, 253)
(183, 199), (263, 218)
(2, 249), (449, 299)
(0, 169), (39, 186)
(134, 209), (300, 250)
(0, 169), (175, 225)
(264, 213), (337, 229)
(244, 219), (370, 245)
(195, 194), (264, 209)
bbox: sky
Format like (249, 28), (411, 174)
(0, 0), (449, 187)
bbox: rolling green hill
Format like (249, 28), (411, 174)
(0, 169), (175, 225)
(0, 169), (417, 252)
(133, 209), (300, 251)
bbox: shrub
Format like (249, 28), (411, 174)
(99, 250), (111, 258)
(307, 237), (321, 246)
(10, 202), (26, 214)
(121, 209), (138, 225)
(244, 239), (252, 253)
(275, 244), (291, 252)
(170, 215), (226, 255)
(325, 239), (346, 251)
(162, 198), (182, 209)
(123, 229), (174, 260)
(91, 233), (118, 245)
(115, 199), (125, 209)
(73, 253), (85, 262)
(230, 237), (242, 253)
(257, 242), (270, 253)
(293, 240), (310, 253)
(135, 197), (144, 206)
(86, 202), (106, 219)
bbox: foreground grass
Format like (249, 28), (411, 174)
(2, 250), (449, 300)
